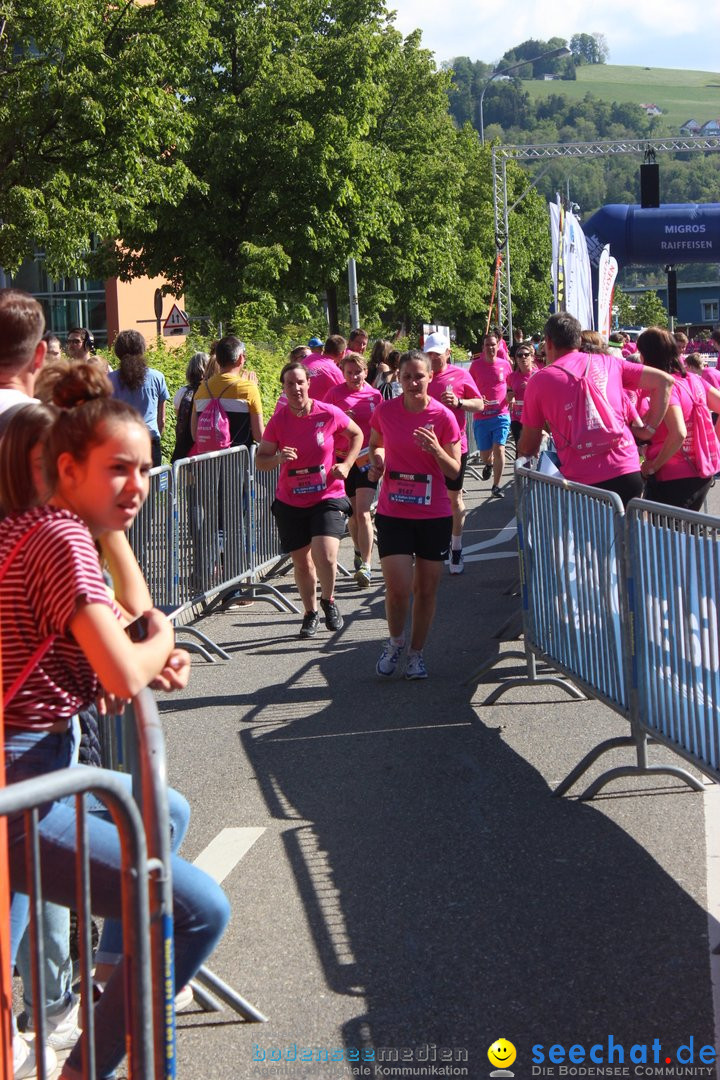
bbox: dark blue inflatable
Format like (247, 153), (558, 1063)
(582, 203), (720, 266)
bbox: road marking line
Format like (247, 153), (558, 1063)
(463, 551), (517, 563)
(193, 827), (265, 883)
(463, 517), (517, 555)
(703, 783), (720, 1080)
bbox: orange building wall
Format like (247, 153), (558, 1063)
(105, 276), (187, 349)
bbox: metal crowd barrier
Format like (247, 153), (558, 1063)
(127, 466), (175, 608)
(0, 766), (155, 1079)
(627, 498), (720, 783)
(110, 690), (268, 1027)
(472, 465), (705, 800)
(173, 447), (252, 607)
(128, 449), (299, 653)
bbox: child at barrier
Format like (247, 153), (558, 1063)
(1, 367), (230, 1079)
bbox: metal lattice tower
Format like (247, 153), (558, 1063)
(492, 135), (720, 339)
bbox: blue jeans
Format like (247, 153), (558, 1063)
(5, 726), (230, 1078)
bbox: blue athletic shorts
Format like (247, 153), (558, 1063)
(473, 414), (510, 452)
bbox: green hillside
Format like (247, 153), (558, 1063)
(523, 64), (720, 132)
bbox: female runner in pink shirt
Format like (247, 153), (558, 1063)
(325, 353), (382, 587)
(369, 351), (461, 680)
(255, 361), (362, 638)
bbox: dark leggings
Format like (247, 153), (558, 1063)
(643, 473), (714, 512)
(593, 471), (644, 509)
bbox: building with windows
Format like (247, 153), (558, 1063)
(624, 280), (720, 331)
(2, 255), (186, 348)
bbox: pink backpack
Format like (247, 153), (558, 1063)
(190, 381), (232, 456)
(559, 355), (626, 460)
(677, 374), (720, 478)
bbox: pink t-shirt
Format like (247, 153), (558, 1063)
(324, 382), (382, 453)
(521, 350), (644, 484)
(506, 368), (538, 422)
(644, 373), (712, 481)
(263, 400), (350, 507)
(469, 356), (513, 418)
(370, 397), (461, 520)
(702, 365), (720, 393)
(426, 364), (481, 452)
(304, 354), (344, 401)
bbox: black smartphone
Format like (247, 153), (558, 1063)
(124, 614), (149, 642)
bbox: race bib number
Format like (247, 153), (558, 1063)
(288, 464), (327, 495)
(387, 470), (432, 506)
(482, 399), (502, 417)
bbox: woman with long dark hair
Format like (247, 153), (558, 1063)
(637, 327), (720, 511)
(172, 350), (208, 462)
(109, 330), (170, 466)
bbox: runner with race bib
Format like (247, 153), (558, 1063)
(369, 350), (461, 680)
(256, 361), (363, 639)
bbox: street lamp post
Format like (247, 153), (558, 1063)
(479, 46), (571, 145)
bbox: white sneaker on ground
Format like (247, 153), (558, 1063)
(448, 549), (464, 574)
(27, 994), (82, 1053)
(14, 1032), (58, 1079)
(376, 641), (404, 677)
(175, 984), (195, 1012)
(405, 652), (428, 680)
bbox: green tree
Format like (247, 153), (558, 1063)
(0, 0), (204, 276)
(634, 290), (669, 328)
(570, 32), (609, 65)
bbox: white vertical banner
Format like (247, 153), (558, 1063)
(549, 200), (563, 312)
(597, 245), (619, 342)
(549, 200), (595, 329)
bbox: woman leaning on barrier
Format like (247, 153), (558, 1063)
(0, 365), (230, 1080)
(636, 327), (720, 512)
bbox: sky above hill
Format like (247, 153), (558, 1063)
(389, 0), (720, 74)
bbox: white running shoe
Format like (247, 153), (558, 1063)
(14, 1032), (58, 1079)
(448, 549), (464, 575)
(32, 994), (82, 1053)
(405, 652), (428, 680)
(376, 641), (404, 677)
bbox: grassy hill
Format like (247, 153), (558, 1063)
(523, 64), (720, 133)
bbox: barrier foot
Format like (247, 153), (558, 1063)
(175, 640), (218, 663)
(337, 561), (351, 578)
(175, 626), (232, 661)
(188, 979), (223, 1012)
(483, 675), (585, 706)
(554, 736), (636, 797)
(192, 965), (268, 1023)
(578, 764), (706, 802)
(464, 649), (527, 686)
(245, 582), (301, 614)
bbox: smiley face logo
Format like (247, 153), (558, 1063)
(488, 1039), (517, 1070)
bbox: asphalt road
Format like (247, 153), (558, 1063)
(152, 461), (720, 1080)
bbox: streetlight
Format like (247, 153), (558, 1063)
(479, 46), (571, 145)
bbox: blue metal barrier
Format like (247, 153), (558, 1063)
(627, 498), (720, 780)
(0, 767), (155, 1079)
(472, 466), (706, 800)
(127, 466), (174, 608)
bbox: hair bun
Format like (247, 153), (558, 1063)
(51, 362), (112, 409)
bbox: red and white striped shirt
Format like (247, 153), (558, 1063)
(0, 506), (118, 729)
